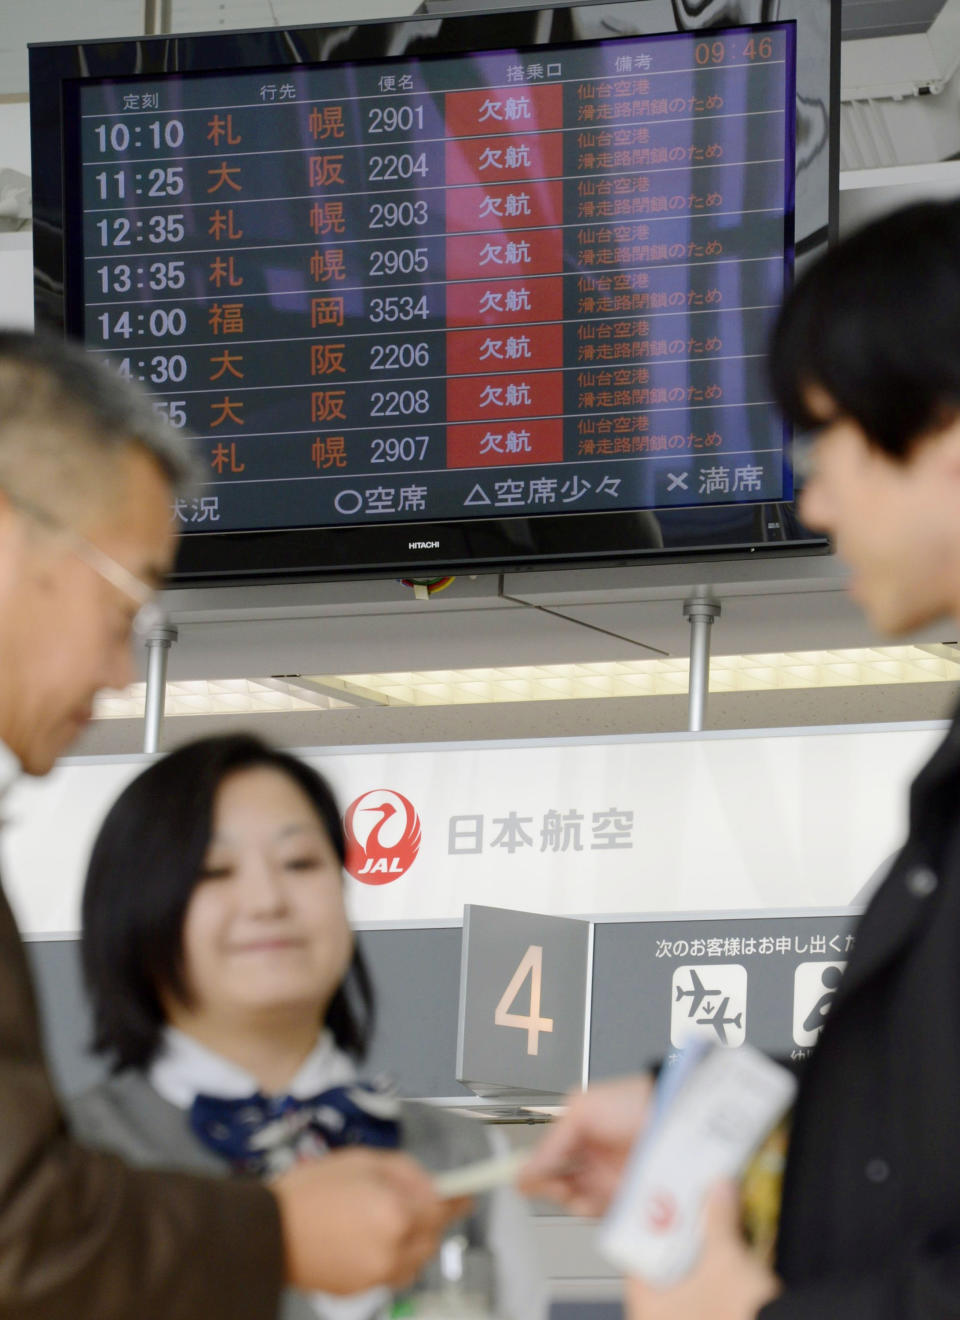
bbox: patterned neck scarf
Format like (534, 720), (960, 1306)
(189, 1078), (401, 1177)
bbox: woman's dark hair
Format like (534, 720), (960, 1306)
(770, 199), (960, 459)
(81, 733), (375, 1073)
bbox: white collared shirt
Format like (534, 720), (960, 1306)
(149, 1026), (357, 1109)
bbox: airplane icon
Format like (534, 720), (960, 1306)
(696, 997), (744, 1046)
(674, 969), (723, 1018)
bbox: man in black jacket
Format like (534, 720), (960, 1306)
(522, 198), (960, 1320)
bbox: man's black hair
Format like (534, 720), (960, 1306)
(81, 733), (375, 1072)
(770, 199), (960, 458)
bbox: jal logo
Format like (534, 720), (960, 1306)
(344, 789), (422, 885)
(645, 1189), (677, 1234)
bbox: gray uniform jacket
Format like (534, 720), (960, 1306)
(70, 1071), (545, 1320)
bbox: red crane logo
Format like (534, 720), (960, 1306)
(645, 1189), (677, 1234)
(343, 790), (422, 886)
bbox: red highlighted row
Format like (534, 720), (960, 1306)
(446, 370), (564, 424)
(445, 131), (563, 187)
(445, 227), (563, 282)
(444, 84), (563, 138)
(445, 275), (563, 328)
(445, 178), (562, 233)
(447, 418), (563, 468)
(446, 321), (563, 376)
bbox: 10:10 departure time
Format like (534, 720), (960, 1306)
(92, 121), (185, 152)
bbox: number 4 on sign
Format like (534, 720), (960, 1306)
(494, 944), (554, 1055)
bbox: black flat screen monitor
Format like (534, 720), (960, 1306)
(30, 0), (837, 585)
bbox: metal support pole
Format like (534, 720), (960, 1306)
(143, 0), (173, 35)
(143, 625), (178, 754)
(683, 596), (721, 733)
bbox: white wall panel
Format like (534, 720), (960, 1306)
(0, 234), (33, 327)
(3, 721), (944, 938)
(0, 1), (144, 96)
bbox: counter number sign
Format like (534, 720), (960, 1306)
(494, 944), (554, 1055)
(457, 904), (592, 1099)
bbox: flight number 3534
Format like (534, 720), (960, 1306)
(368, 294), (429, 323)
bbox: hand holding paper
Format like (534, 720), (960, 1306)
(517, 1074), (655, 1216)
(622, 1181), (782, 1320)
(598, 1044), (794, 1287)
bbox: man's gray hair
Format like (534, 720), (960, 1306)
(0, 330), (198, 513)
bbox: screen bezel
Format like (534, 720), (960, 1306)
(30, 0), (837, 586)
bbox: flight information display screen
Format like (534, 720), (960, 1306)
(74, 22), (795, 538)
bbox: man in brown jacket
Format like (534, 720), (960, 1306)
(0, 331), (461, 1318)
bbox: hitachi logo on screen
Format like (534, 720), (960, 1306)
(408, 540), (440, 550)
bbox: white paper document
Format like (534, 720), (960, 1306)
(433, 1150), (527, 1199)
